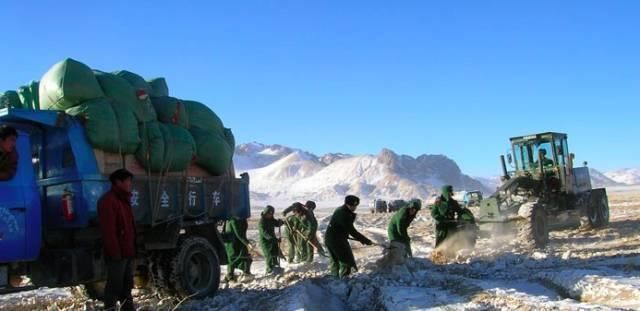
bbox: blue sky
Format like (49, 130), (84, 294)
(1, 1), (638, 176)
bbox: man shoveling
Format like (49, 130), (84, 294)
(431, 185), (478, 261)
(377, 199), (422, 268)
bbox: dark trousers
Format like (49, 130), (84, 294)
(103, 258), (134, 311)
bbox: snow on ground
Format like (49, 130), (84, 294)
(3, 188), (640, 310)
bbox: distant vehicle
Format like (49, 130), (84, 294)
(371, 199), (388, 213)
(387, 200), (407, 213)
(463, 191), (483, 208)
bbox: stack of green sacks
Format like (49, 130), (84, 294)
(31, 58), (235, 175)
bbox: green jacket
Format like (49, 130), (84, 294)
(306, 209), (318, 235)
(283, 215), (300, 237)
(225, 218), (250, 246)
(388, 207), (415, 245)
(258, 218), (283, 243)
(431, 195), (463, 225)
(325, 205), (370, 245)
(296, 214), (313, 237)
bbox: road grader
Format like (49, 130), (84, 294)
(477, 132), (609, 249)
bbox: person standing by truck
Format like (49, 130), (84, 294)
(97, 169), (136, 311)
(258, 205), (284, 275)
(0, 125), (19, 180)
(224, 216), (254, 282)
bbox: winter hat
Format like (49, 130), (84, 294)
(262, 205), (275, 216)
(407, 199), (422, 211)
(291, 202), (304, 213)
(345, 195), (360, 207)
(441, 185), (454, 200)
(305, 200), (317, 210)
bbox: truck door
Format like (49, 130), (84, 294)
(0, 131), (42, 263)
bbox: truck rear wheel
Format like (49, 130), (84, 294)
(79, 281), (106, 301)
(517, 201), (549, 249)
(584, 189), (610, 228)
(169, 237), (220, 299)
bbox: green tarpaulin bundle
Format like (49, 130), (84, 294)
(0, 91), (22, 109)
(151, 96), (189, 128)
(136, 122), (196, 172)
(190, 127), (233, 176)
(66, 98), (140, 154)
(148, 78), (169, 97)
(136, 121), (165, 172)
(182, 100), (224, 133)
(12, 58), (237, 176)
(114, 70), (153, 95)
(160, 124), (196, 171)
(17, 81), (40, 110)
(66, 98), (121, 153)
(39, 58), (104, 110)
(94, 71), (157, 122)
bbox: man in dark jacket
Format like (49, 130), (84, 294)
(325, 195), (373, 278)
(98, 169), (136, 311)
(388, 199), (421, 257)
(258, 205), (284, 274)
(0, 125), (18, 180)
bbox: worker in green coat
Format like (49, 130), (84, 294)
(387, 199), (422, 257)
(294, 206), (312, 263)
(223, 216), (253, 282)
(282, 202), (304, 263)
(303, 200), (324, 262)
(431, 185), (464, 247)
(259, 205), (284, 274)
(325, 195), (373, 278)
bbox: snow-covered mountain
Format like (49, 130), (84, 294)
(475, 169), (624, 190)
(589, 168), (624, 188)
(474, 176), (502, 192)
(605, 168), (640, 185)
(235, 143), (490, 204)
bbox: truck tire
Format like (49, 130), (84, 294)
(517, 201), (549, 249)
(79, 281), (106, 301)
(584, 189), (610, 228)
(168, 236), (221, 299)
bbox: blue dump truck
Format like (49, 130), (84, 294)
(0, 108), (250, 299)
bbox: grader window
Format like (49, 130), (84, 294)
(515, 140), (554, 171)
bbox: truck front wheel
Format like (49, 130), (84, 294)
(169, 236), (221, 299)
